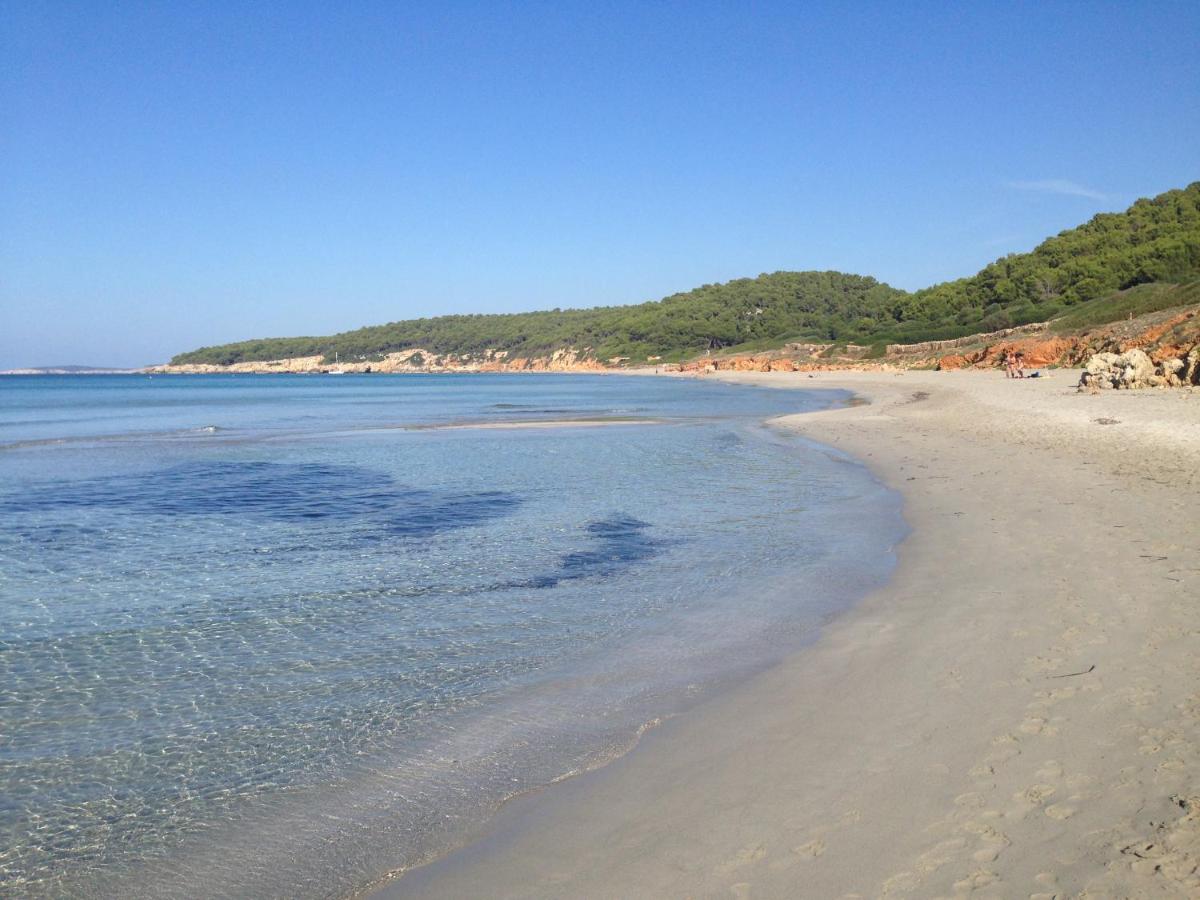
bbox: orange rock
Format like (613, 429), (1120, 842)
(1133, 310), (1197, 347)
(1016, 337), (1078, 367)
(937, 354), (969, 371)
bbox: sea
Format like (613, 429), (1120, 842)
(0, 373), (904, 898)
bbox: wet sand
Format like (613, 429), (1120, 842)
(377, 368), (1200, 898)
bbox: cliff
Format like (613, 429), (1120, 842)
(932, 303), (1200, 376)
(667, 290), (1200, 386)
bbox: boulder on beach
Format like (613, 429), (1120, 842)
(1078, 347), (1199, 390)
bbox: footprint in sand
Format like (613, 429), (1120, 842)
(952, 869), (999, 892)
(792, 838), (826, 859)
(880, 870), (921, 894)
(986, 734), (1023, 766)
(1018, 784), (1057, 805)
(1139, 729), (1175, 755)
(1035, 760), (1064, 780)
(1157, 757), (1188, 775)
(1044, 802), (1076, 820)
(967, 832), (1009, 865)
(955, 792), (987, 809)
(1034, 871), (1058, 888)
(769, 840), (820, 875)
(1176, 693), (1200, 720)
(913, 836), (968, 875)
(715, 844), (766, 875)
(1065, 772), (1096, 791)
(971, 838), (1009, 863)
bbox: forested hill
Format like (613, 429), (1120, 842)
(891, 181), (1200, 336)
(174, 272), (906, 365)
(172, 181), (1200, 366)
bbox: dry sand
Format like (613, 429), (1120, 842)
(379, 368), (1200, 899)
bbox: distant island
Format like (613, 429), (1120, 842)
(164, 182), (1199, 374)
(0, 365), (144, 375)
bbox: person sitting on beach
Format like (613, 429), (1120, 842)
(1015, 352), (1026, 378)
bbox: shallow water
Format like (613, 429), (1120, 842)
(0, 373), (903, 897)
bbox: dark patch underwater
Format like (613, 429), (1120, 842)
(524, 515), (659, 588)
(0, 461), (521, 538)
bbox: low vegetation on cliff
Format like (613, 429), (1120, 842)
(1048, 279), (1200, 333)
(173, 182), (1200, 367)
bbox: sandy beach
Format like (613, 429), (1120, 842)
(379, 368), (1200, 898)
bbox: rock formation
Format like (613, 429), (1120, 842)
(1077, 347), (1200, 390)
(933, 305), (1199, 385)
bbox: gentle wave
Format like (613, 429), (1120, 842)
(0, 425), (231, 451)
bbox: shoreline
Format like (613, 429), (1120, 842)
(2, 374), (891, 898)
(378, 368), (1200, 898)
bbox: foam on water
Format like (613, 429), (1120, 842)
(0, 374), (904, 897)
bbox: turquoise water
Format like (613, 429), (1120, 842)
(0, 374), (903, 897)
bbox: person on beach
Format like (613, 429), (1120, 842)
(1015, 351), (1026, 378)
(1003, 349), (1016, 378)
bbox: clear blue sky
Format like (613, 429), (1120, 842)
(2, 1), (1198, 367)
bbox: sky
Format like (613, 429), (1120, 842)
(2, 1), (1198, 368)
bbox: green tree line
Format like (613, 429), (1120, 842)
(172, 182), (1200, 366)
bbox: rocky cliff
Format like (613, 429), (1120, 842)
(664, 300), (1200, 386)
(933, 305), (1200, 382)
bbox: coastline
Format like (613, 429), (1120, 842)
(378, 368), (1200, 898)
(3, 373), (897, 898)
